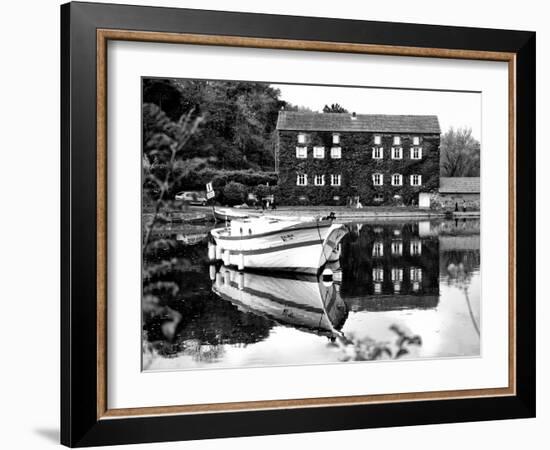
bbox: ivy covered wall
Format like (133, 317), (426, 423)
(276, 130), (440, 206)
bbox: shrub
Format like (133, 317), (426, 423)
(222, 182), (247, 206)
(173, 168), (278, 193)
(254, 184), (271, 199)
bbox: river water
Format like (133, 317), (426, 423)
(142, 218), (480, 371)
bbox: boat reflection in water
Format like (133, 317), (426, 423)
(211, 265), (348, 339)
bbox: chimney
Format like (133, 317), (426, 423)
(351, 111), (357, 120)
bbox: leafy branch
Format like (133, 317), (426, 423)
(142, 106), (205, 253)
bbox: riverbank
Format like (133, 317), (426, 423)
(259, 206), (445, 221)
(144, 205), (479, 225)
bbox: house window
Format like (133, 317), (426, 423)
(374, 135), (382, 145)
(373, 267), (384, 281)
(296, 174), (307, 186)
(410, 174), (422, 186)
(374, 282), (382, 294)
(391, 147), (403, 159)
(332, 134), (340, 144)
(410, 267), (423, 282)
(393, 136), (401, 145)
(372, 147), (384, 159)
(372, 242), (384, 257)
(330, 147), (342, 159)
(314, 174), (325, 186)
(295, 146), (307, 159)
(392, 174), (403, 186)
(411, 147), (423, 159)
(410, 241), (422, 256)
(313, 146), (325, 159)
(297, 133), (306, 144)
(413, 136), (420, 145)
(391, 241), (403, 256)
(391, 268), (403, 282)
(372, 173), (384, 186)
(374, 194), (384, 203)
(331, 174), (341, 186)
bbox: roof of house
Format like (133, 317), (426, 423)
(439, 177), (480, 194)
(276, 111), (441, 133)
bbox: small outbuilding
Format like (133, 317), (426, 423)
(437, 177), (480, 210)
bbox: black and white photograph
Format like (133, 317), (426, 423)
(141, 78), (482, 371)
(0, 0), (541, 447)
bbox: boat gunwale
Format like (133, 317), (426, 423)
(210, 220), (334, 241)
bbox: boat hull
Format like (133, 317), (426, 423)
(210, 221), (347, 273)
(213, 207), (250, 222)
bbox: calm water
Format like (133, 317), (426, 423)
(142, 218), (480, 371)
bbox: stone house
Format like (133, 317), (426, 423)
(275, 111), (441, 206)
(437, 177), (480, 210)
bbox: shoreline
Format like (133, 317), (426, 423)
(144, 205), (480, 224)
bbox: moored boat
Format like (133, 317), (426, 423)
(209, 216), (348, 274)
(213, 207), (251, 222)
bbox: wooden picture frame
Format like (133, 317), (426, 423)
(61, 1), (535, 447)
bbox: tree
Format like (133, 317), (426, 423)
(144, 78), (284, 171)
(440, 127), (480, 177)
(283, 104), (314, 113)
(143, 78), (187, 120)
(142, 103), (210, 197)
(323, 103), (348, 113)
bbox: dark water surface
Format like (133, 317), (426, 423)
(142, 219), (480, 371)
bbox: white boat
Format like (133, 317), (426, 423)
(211, 265), (348, 337)
(209, 216), (348, 274)
(213, 207), (251, 222)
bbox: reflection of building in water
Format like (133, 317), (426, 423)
(391, 240), (403, 256)
(340, 222), (439, 311)
(410, 240), (422, 256)
(436, 218), (481, 286)
(439, 235), (480, 287)
(212, 266), (348, 337)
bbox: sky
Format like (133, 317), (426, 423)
(271, 83), (481, 141)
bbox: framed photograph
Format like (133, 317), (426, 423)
(61, 1), (535, 447)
